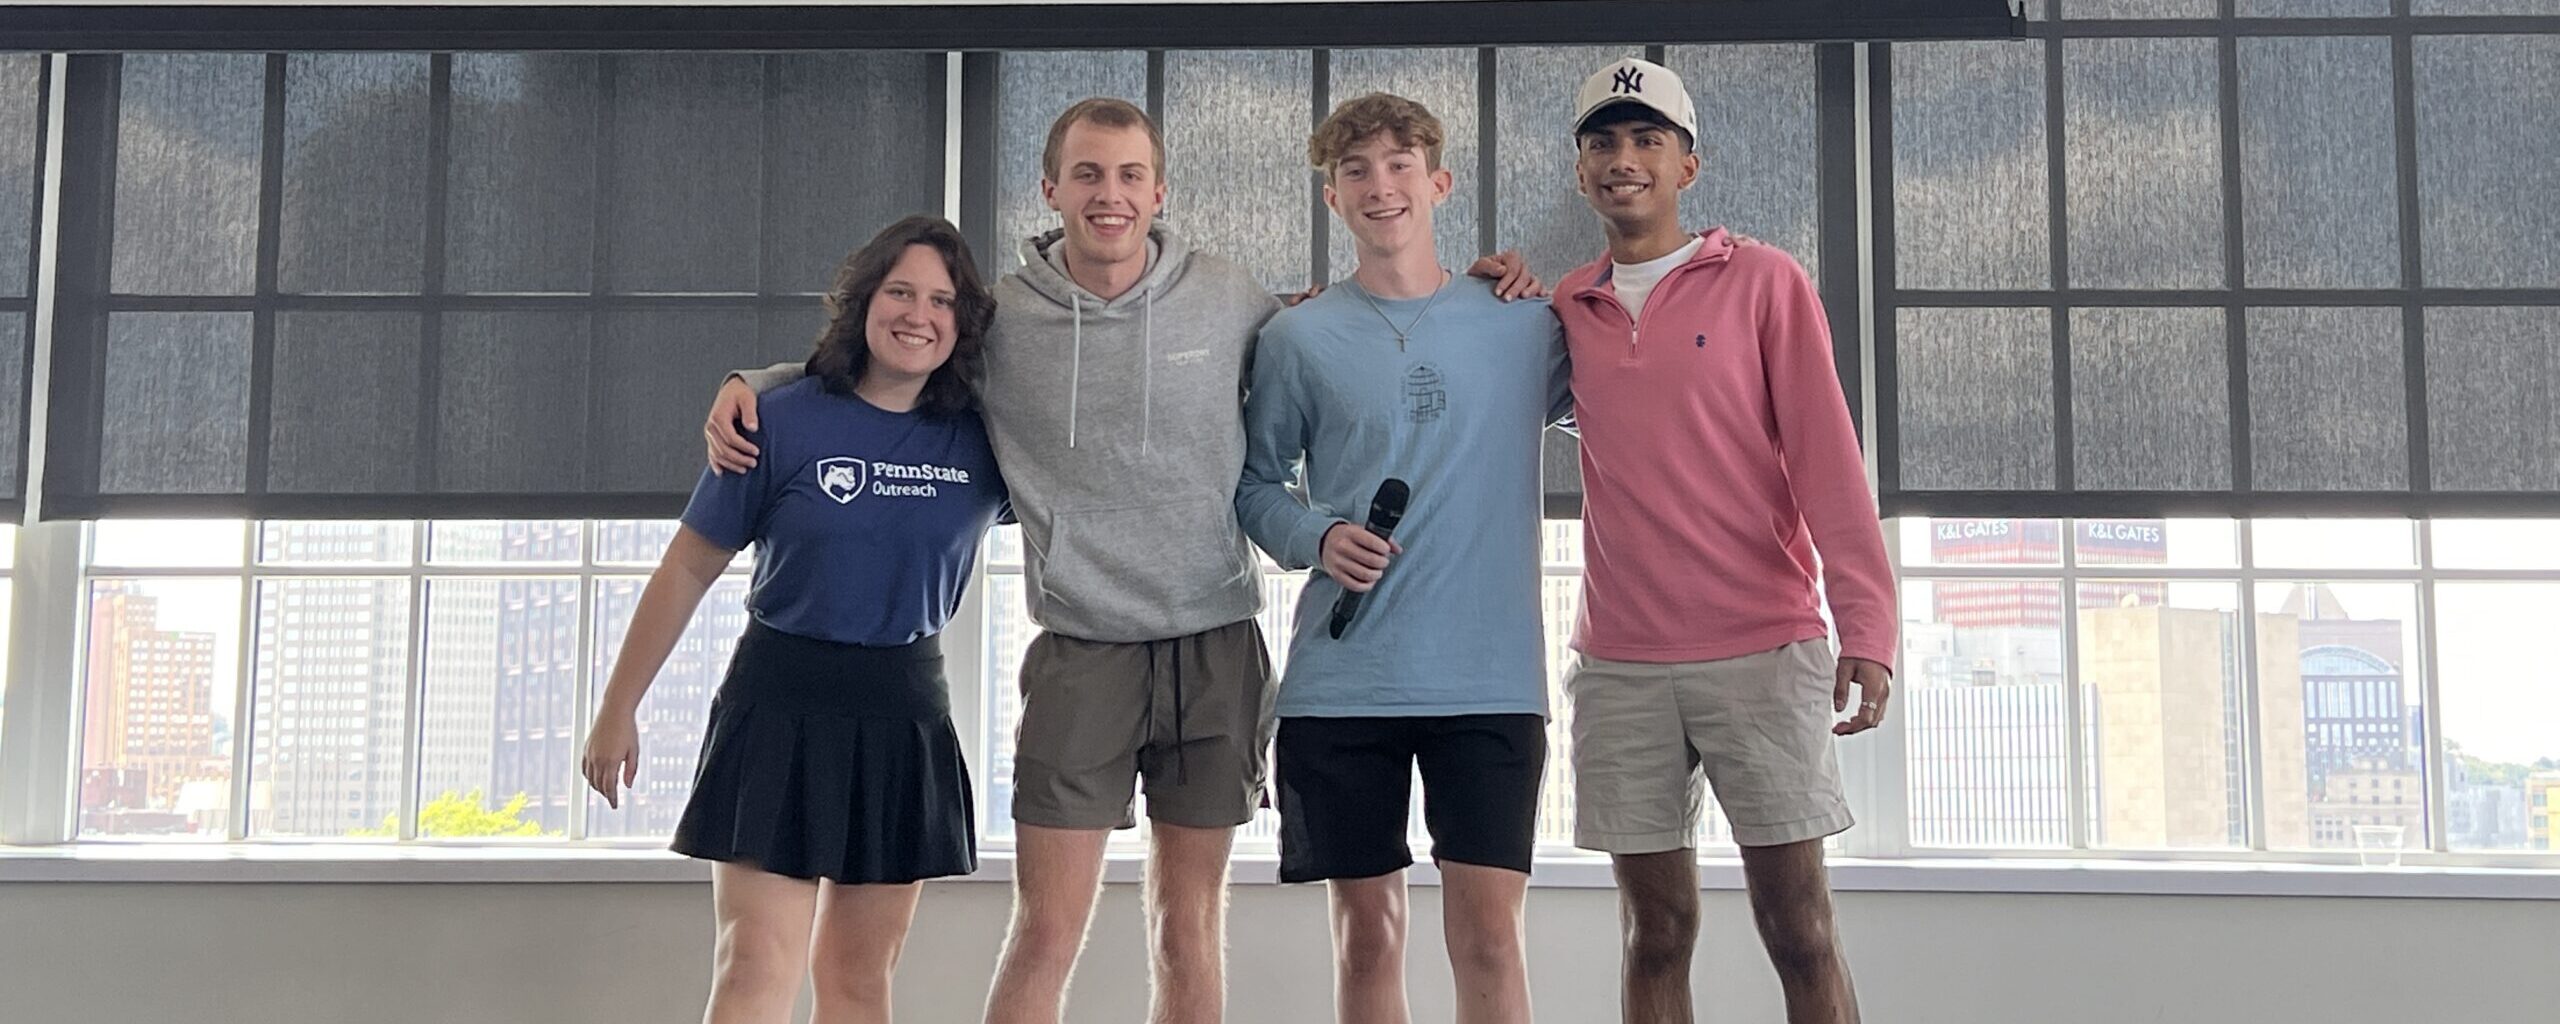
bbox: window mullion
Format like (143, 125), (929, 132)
(2238, 516), (2270, 852)
(1840, 520), (1910, 859)
(2416, 524), (2450, 854)
(397, 521), (429, 842)
(2062, 519), (2089, 851)
(567, 521), (597, 841)
(0, 522), (88, 844)
(946, 542), (991, 837)
(0, 58), (82, 846)
(226, 525), (257, 840)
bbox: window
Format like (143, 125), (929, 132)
(1879, 12), (2560, 518)
(72, 519), (748, 840)
(16, 9), (2559, 877)
(1900, 517), (2560, 857)
(2436, 576), (2560, 852)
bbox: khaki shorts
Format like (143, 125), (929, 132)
(1010, 618), (1277, 830)
(1564, 638), (1853, 852)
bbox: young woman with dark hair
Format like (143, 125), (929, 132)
(583, 215), (1009, 1024)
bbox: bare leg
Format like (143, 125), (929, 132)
(1440, 862), (1531, 1024)
(983, 825), (1111, 1024)
(1611, 851), (1700, 1024)
(703, 862), (821, 1024)
(806, 880), (924, 1024)
(1738, 839), (1859, 1024)
(1145, 822), (1238, 1024)
(1329, 871), (1410, 1024)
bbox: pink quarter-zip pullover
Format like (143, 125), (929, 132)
(1555, 228), (1897, 670)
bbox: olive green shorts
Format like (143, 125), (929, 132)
(1009, 618), (1278, 830)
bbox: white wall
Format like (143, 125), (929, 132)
(4, 879), (2552, 1023)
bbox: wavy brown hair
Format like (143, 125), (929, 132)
(806, 215), (994, 417)
(1309, 92), (1446, 180)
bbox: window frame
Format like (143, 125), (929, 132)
(6, 11), (2560, 889)
(41, 519), (766, 844)
(0, 1), (2027, 53)
(4, 519), (2555, 877)
(1891, 515), (2560, 868)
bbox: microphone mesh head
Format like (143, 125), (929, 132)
(1370, 478), (1410, 531)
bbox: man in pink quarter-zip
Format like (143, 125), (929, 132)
(1550, 57), (1896, 1024)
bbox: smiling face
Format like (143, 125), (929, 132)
(1042, 117), (1167, 272)
(1574, 113), (1699, 234)
(1324, 129), (1452, 259)
(861, 243), (960, 389)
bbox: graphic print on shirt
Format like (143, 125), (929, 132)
(1404, 363), (1447, 425)
(815, 454), (976, 504)
(817, 457), (868, 504)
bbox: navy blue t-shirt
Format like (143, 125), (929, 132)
(680, 376), (1010, 647)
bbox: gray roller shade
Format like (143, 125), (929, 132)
(43, 51), (946, 519)
(1, 55), (43, 518)
(968, 45), (1846, 523)
(1875, 16), (2560, 519)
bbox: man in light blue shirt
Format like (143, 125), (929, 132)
(1236, 92), (1570, 1024)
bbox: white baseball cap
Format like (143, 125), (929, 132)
(1571, 57), (1697, 149)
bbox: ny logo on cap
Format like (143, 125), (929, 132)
(1612, 66), (1645, 95)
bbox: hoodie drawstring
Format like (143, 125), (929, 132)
(1052, 235), (1163, 455)
(1142, 289), (1154, 456)
(1169, 638), (1186, 783)
(1068, 292), (1083, 449)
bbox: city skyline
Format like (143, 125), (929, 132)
(57, 516), (2559, 855)
(80, 582), (225, 835)
(1903, 517), (2539, 853)
(76, 521), (747, 840)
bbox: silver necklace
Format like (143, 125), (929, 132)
(1351, 269), (1452, 352)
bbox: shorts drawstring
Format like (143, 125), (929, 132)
(1139, 637), (1190, 787)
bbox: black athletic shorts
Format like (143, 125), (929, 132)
(1273, 713), (1547, 883)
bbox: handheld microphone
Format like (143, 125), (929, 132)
(1328, 478), (1410, 639)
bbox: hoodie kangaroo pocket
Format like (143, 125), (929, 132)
(1038, 498), (1258, 618)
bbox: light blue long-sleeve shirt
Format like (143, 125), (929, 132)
(1235, 276), (1572, 718)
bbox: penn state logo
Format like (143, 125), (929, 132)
(816, 457), (868, 505)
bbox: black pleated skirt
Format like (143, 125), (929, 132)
(670, 620), (977, 884)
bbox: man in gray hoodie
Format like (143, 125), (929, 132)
(705, 98), (1531, 1023)
(707, 98), (1272, 1024)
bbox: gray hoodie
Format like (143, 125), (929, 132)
(740, 223), (1280, 643)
